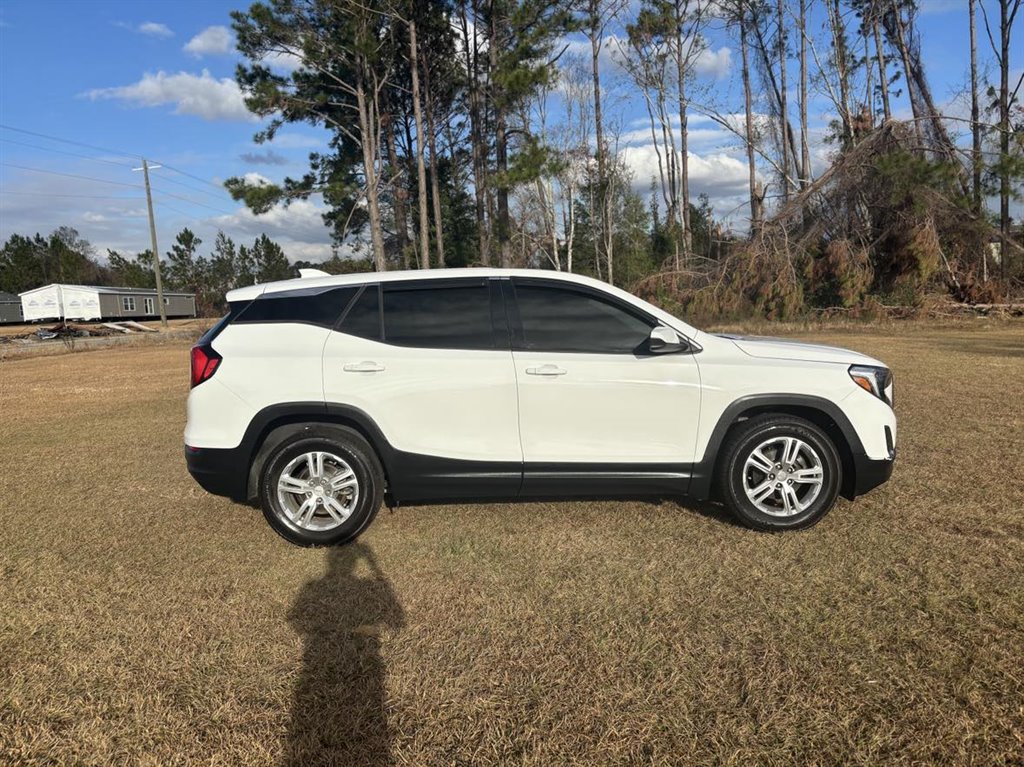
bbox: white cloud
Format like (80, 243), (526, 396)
(138, 22), (173, 38)
(596, 35), (732, 82)
(279, 241), (337, 262)
(618, 113), (759, 155)
(184, 25), (233, 56)
(213, 198), (340, 263)
(619, 144), (750, 200)
(214, 198), (332, 243)
(241, 172), (273, 187)
(694, 46), (732, 79)
(83, 70), (255, 122)
(262, 50), (305, 72)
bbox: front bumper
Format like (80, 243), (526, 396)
(850, 453), (895, 497)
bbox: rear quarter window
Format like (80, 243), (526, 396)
(234, 287), (359, 328)
(199, 301), (248, 345)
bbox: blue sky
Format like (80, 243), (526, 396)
(0, 0), (1018, 262)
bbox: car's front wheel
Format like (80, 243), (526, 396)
(258, 425), (384, 546)
(717, 414), (842, 531)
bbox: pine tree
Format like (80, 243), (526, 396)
(166, 229), (203, 292)
(251, 234), (293, 283)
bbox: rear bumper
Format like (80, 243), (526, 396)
(185, 445), (248, 502)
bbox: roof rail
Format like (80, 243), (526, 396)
(297, 268), (331, 279)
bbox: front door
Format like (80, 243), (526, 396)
(321, 279), (521, 502)
(507, 278), (701, 496)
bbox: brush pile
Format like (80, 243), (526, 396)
(636, 121), (1019, 321)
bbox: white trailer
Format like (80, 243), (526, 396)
(20, 284), (102, 322)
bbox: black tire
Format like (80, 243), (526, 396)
(258, 425), (384, 546)
(716, 414), (842, 532)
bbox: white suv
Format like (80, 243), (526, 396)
(185, 269), (895, 546)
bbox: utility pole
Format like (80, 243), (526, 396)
(134, 159), (168, 328)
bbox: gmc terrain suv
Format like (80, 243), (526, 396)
(185, 269), (895, 546)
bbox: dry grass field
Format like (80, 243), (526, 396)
(1, 322), (1022, 766)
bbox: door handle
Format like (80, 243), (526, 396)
(343, 361), (385, 373)
(525, 364), (567, 376)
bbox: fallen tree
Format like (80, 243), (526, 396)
(636, 120), (1022, 321)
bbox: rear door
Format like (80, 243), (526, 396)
(507, 278), (701, 496)
(321, 278), (521, 501)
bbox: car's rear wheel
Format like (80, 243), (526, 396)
(259, 426), (383, 546)
(717, 414), (842, 531)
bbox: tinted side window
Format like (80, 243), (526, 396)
(382, 284), (494, 350)
(235, 287), (357, 328)
(338, 284), (381, 341)
(514, 284), (653, 353)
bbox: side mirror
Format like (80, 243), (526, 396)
(648, 325), (686, 354)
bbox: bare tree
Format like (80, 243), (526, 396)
(826, 0), (853, 145)
(619, 21), (679, 250)
(871, 3), (892, 121)
(980, 0), (1023, 278)
(422, 49), (446, 267)
(458, 0), (490, 264)
(883, 2), (968, 190)
(748, 4), (799, 191)
(671, 0), (711, 261)
(739, 4), (764, 232)
(557, 57), (594, 273)
(382, 105), (411, 267)
(970, 0), (982, 218)
(585, 0), (627, 282)
(407, 16), (432, 269)
(799, 0), (811, 187)
(777, 0), (792, 200)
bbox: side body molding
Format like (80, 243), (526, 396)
(196, 401), (695, 505)
(187, 395), (873, 507)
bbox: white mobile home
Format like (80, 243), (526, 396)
(19, 284), (197, 322)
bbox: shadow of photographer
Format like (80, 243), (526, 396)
(284, 542), (405, 767)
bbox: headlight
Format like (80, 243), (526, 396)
(849, 365), (893, 407)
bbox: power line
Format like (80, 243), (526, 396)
(151, 188), (237, 216)
(0, 191), (143, 200)
(155, 200), (203, 218)
(0, 137), (135, 168)
(0, 162), (144, 188)
(151, 170), (236, 202)
(0, 124), (139, 162)
(0, 124), (235, 198)
(156, 161), (231, 193)
(0, 124), (242, 219)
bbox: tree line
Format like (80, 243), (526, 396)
(227, 0), (1022, 316)
(0, 227), (293, 315)
(3, 1), (1019, 321)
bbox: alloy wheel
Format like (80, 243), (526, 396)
(742, 436), (825, 517)
(276, 450), (360, 531)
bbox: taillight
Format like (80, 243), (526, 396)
(190, 344), (222, 388)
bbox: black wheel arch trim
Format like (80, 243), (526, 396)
(688, 394), (876, 502)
